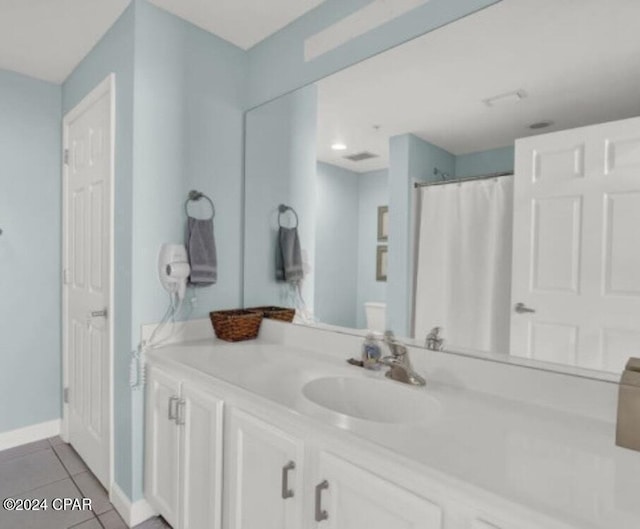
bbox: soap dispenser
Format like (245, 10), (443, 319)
(361, 333), (382, 370)
(616, 357), (640, 451)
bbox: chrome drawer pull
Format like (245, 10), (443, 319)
(281, 461), (295, 499)
(176, 399), (186, 425)
(315, 480), (329, 522)
(168, 396), (179, 421)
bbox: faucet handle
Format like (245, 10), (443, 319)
(382, 330), (409, 357)
(388, 342), (408, 358)
(425, 326), (445, 351)
(393, 343), (408, 356)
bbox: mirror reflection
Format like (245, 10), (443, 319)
(244, 0), (640, 375)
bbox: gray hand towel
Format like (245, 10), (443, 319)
(276, 227), (303, 283)
(187, 216), (217, 285)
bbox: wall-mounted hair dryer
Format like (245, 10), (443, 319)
(158, 244), (191, 301)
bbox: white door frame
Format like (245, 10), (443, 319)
(61, 73), (116, 491)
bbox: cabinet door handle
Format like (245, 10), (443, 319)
(314, 480), (329, 522)
(176, 399), (186, 426)
(168, 396), (179, 421)
(281, 461), (295, 499)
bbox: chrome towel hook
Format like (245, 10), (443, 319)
(433, 167), (450, 181)
(184, 190), (215, 220)
(278, 204), (299, 228)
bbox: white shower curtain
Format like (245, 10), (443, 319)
(413, 176), (513, 354)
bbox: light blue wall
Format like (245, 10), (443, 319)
(62, 0), (249, 501)
(131, 0), (248, 330)
(388, 134), (454, 336)
(129, 0), (248, 499)
(247, 0), (500, 107)
(0, 70), (61, 434)
(356, 169), (388, 329)
(455, 145), (514, 178)
(244, 85), (318, 310)
(270, 162), (389, 330)
(62, 2), (136, 498)
(315, 162), (359, 327)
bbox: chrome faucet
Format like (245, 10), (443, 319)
(425, 326), (444, 351)
(379, 331), (426, 386)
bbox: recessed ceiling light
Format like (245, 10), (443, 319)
(529, 120), (555, 130)
(331, 143), (347, 151)
(483, 90), (527, 108)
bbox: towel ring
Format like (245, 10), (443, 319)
(184, 190), (215, 220)
(278, 204), (299, 228)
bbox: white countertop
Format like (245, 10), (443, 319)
(147, 338), (640, 529)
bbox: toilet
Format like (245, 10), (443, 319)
(364, 302), (386, 333)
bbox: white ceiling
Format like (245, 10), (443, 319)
(0, 0), (130, 83)
(0, 0), (324, 84)
(317, 0), (640, 173)
(149, 0), (324, 50)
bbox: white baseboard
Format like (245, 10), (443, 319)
(110, 482), (156, 528)
(0, 419), (61, 452)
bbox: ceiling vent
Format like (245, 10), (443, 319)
(529, 120), (555, 130)
(344, 151), (379, 162)
(483, 90), (527, 108)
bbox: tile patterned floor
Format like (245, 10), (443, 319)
(0, 437), (171, 529)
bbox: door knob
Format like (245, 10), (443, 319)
(90, 308), (108, 318)
(514, 302), (535, 314)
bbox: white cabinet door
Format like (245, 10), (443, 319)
(179, 383), (224, 529)
(145, 367), (181, 527)
(226, 408), (304, 529)
(314, 452), (443, 529)
(511, 116), (640, 372)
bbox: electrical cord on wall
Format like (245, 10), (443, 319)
(129, 288), (194, 390)
(283, 280), (316, 325)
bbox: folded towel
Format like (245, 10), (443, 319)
(187, 216), (217, 285)
(276, 227), (303, 283)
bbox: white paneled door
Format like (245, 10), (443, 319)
(63, 75), (114, 488)
(511, 116), (640, 373)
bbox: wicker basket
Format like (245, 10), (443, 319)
(209, 310), (263, 342)
(247, 306), (296, 323)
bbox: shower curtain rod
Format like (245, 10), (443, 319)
(413, 171), (513, 188)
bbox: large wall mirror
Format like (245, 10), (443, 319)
(243, 0), (640, 379)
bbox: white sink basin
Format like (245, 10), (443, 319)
(302, 376), (440, 424)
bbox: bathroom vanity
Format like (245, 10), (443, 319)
(143, 321), (640, 529)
